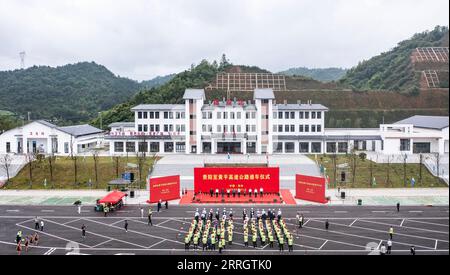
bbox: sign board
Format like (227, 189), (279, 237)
(295, 174), (327, 204)
(148, 175), (180, 203)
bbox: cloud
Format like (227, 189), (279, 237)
(0, 0), (448, 80)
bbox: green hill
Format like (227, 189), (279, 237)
(340, 26), (449, 93)
(278, 67), (347, 82)
(141, 74), (176, 89)
(0, 62), (142, 125)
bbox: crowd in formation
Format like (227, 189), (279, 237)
(184, 208), (295, 253)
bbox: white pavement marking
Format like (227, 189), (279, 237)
(288, 220), (435, 250)
(62, 218), (82, 225)
(349, 219), (358, 227)
(6, 210), (19, 212)
(372, 211), (389, 213)
(92, 239), (113, 248)
(41, 210), (55, 213)
(44, 248), (56, 255)
(377, 240), (383, 250)
(409, 211), (424, 213)
(16, 222), (91, 248)
(302, 219), (310, 227)
(334, 211), (348, 213)
(84, 218), (183, 246)
(400, 219), (406, 227)
(319, 240), (328, 250)
(407, 219), (449, 227)
(359, 219), (449, 235)
(110, 219), (126, 226)
(435, 240), (438, 250)
(148, 240), (166, 249)
(155, 219), (172, 226)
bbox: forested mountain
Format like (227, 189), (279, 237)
(340, 26), (449, 93)
(0, 62), (142, 125)
(141, 74), (175, 89)
(278, 67), (347, 82)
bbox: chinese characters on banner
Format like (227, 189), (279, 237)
(295, 174), (327, 204)
(148, 175), (180, 203)
(194, 167), (280, 193)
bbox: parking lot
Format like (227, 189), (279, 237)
(0, 205), (448, 255)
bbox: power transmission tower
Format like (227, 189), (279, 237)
(19, 51), (26, 69)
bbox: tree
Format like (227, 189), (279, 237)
(72, 155), (79, 186)
(0, 154), (12, 186)
(25, 152), (37, 189)
(112, 156), (120, 178)
(219, 54), (230, 69)
(47, 154), (56, 189)
(349, 150), (358, 188)
(331, 154), (338, 188)
(92, 149), (100, 189)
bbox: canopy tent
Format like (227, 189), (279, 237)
(98, 191), (126, 204)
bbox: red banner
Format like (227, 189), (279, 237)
(295, 174), (327, 204)
(148, 175), (180, 203)
(194, 167), (279, 193)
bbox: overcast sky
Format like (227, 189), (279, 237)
(0, 0), (448, 81)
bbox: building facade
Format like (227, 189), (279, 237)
(105, 89), (449, 156)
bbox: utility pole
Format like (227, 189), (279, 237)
(27, 112), (31, 122)
(98, 112), (103, 130)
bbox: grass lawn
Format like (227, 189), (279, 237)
(310, 154), (446, 188)
(3, 156), (159, 190)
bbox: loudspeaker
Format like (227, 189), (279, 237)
(341, 171), (346, 182)
(341, 192), (346, 199)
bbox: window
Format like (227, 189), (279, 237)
(155, 125), (160, 132)
(290, 125), (295, 132)
(138, 125), (143, 132)
(273, 125), (278, 132)
(290, 112), (295, 119)
(6, 142), (11, 153)
(273, 112), (277, 119)
(230, 112), (235, 119)
(208, 125), (213, 132)
(285, 142), (295, 153)
(114, 142), (124, 153)
(317, 112), (322, 119)
(305, 112), (310, 119)
(311, 142), (321, 153)
(164, 125), (169, 132)
(143, 112), (148, 119)
(202, 112), (207, 119)
(251, 125), (256, 132)
(181, 112), (185, 119)
(251, 112), (256, 119)
(273, 142), (283, 153)
(326, 142), (336, 153)
(338, 142), (348, 153)
(305, 125), (309, 132)
(169, 112), (173, 119)
(176, 142), (185, 153)
(285, 112), (289, 119)
(169, 125), (174, 132)
(223, 112), (228, 119)
(317, 125), (322, 132)
(237, 125), (241, 133)
(312, 112), (316, 119)
(285, 125), (289, 132)
(299, 142), (309, 153)
(400, 139), (411, 151)
(311, 125), (316, 132)
(164, 112), (169, 119)
(150, 112), (155, 119)
(202, 125), (207, 132)
(299, 125), (304, 132)
(164, 142), (174, 153)
(299, 112), (304, 119)
(138, 142), (148, 152)
(181, 125), (186, 132)
(150, 125), (155, 132)
(150, 142), (160, 153)
(143, 125), (148, 132)
(237, 112), (241, 119)
(223, 125), (228, 133)
(278, 112), (283, 119)
(217, 112), (221, 119)
(138, 112), (142, 119)
(126, 142), (135, 153)
(217, 125), (221, 132)
(155, 112), (160, 119)
(208, 112), (212, 119)
(278, 125), (283, 132)
(64, 142), (69, 154)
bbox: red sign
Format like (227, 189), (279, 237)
(148, 175), (180, 203)
(194, 167), (279, 193)
(295, 174), (327, 204)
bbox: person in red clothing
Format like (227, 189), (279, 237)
(16, 241), (22, 255)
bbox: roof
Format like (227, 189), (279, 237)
(274, 104), (329, 111)
(131, 104), (185, 111)
(183, 89), (205, 100)
(59, 124), (103, 137)
(253, 88), (275, 100)
(108, 122), (135, 128)
(98, 191), (127, 204)
(395, 115), (449, 130)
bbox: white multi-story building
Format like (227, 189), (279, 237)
(105, 88), (449, 156)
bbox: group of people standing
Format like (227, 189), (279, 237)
(15, 230), (40, 255)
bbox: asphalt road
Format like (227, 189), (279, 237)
(0, 204), (448, 255)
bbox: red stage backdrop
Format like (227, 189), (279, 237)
(194, 167), (279, 193)
(295, 174), (327, 204)
(149, 175), (180, 203)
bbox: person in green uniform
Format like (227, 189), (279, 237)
(218, 238), (223, 254)
(269, 234), (274, 248)
(279, 236), (284, 252)
(211, 234), (216, 251)
(185, 236), (190, 251)
(252, 233), (257, 248)
(202, 236), (208, 251)
(244, 233), (249, 247)
(288, 236), (294, 252)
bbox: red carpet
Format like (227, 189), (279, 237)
(179, 190), (296, 205)
(280, 189), (297, 205)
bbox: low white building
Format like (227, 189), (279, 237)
(0, 120), (104, 156)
